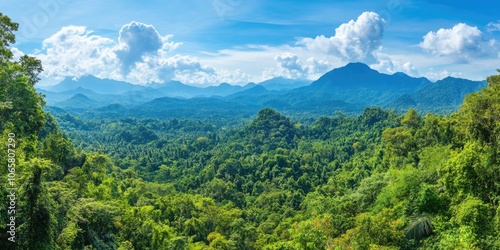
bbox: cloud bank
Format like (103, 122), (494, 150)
(36, 21), (253, 85)
(34, 12), (500, 86)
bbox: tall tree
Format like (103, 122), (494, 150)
(0, 13), (45, 138)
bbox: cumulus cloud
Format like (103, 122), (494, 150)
(114, 21), (181, 74)
(298, 11), (385, 62)
(487, 21), (500, 32)
(37, 26), (119, 80)
(274, 53), (308, 78)
(419, 23), (484, 61)
(304, 57), (332, 78)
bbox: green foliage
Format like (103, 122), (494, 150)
(335, 209), (404, 249)
(401, 108), (421, 129)
(0, 13), (18, 60)
(460, 74), (500, 145)
(453, 196), (491, 235)
(18, 158), (56, 250)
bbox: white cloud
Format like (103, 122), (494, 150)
(487, 21), (500, 32)
(274, 53), (307, 78)
(370, 53), (418, 76)
(298, 11), (385, 63)
(305, 57), (332, 79)
(419, 23), (484, 60)
(276, 53), (304, 72)
(114, 21), (181, 74)
(37, 26), (119, 80)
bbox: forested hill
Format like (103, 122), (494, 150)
(2, 13), (500, 249)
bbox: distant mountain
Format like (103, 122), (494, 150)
(388, 77), (487, 113)
(44, 76), (269, 100)
(199, 83), (253, 97)
(42, 63), (488, 118)
(39, 86), (164, 107)
(46, 75), (145, 95)
(228, 85), (270, 98)
(55, 93), (103, 109)
(38, 87), (101, 104)
(258, 77), (311, 90)
(310, 63), (428, 91)
(284, 62), (431, 107)
(154, 81), (203, 98)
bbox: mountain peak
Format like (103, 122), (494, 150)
(309, 62), (427, 92)
(70, 93), (92, 100)
(219, 83), (231, 87)
(329, 62), (377, 76)
(344, 62), (372, 70)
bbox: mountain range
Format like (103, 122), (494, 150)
(39, 62), (487, 119)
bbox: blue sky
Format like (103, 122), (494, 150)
(3, 0), (500, 86)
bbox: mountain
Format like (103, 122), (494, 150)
(39, 86), (165, 107)
(201, 82), (258, 97)
(46, 75), (145, 95)
(44, 76), (269, 100)
(388, 77), (487, 113)
(55, 93), (103, 109)
(38, 87), (102, 104)
(309, 63), (428, 91)
(285, 62), (431, 107)
(227, 85), (270, 98)
(154, 81), (203, 98)
(258, 77), (311, 90)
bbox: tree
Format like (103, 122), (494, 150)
(0, 13), (18, 62)
(459, 72), (500, 146)
(0, 13), (46, 137)
(334, 209), (404, 249)
(18, 159), (55, 250)
(41, 131), (85, 174)
(401, 109), (421, 130)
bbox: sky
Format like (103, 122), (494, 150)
(2, 0), (500, 86)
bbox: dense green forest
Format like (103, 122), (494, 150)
(2, 13), (500, 249)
